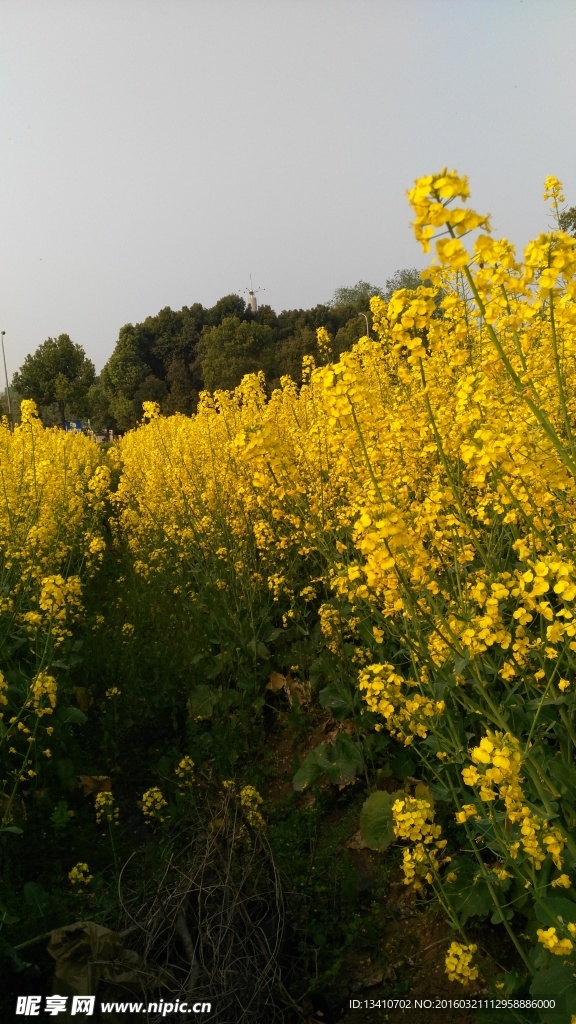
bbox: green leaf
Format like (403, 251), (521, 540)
(327, 735), (363, 785)
(309, 653), (335, 687)
(4, 636), (26, 655)
(561, 800), (576, 829)
(490, 907), (514, 924)
(23, 882), (52, 918)
(491, 969), (523, 997)
(0, 903), (19, 925)
(443, 855), (494, 925)
(507, 705), (531, 736)
(359, 791), (398, 851)
(428, 780), (452, 801)
(0, 826), (23, 835)
(526, 696), (568, 708)
(535, 897), (576, 929)
(265, 628), (284, 643)
(50, 800), (71, 832)
(530, 943), (551, 972)
(292, 746), (326, 791)
(319, 680), (354, 717)
(456, 884), (494, 925)
(247, 639), (270, 660)
(56, 758), (77, 791)
(187, 685), (220, 720)
(204, 656), (226, 680)
(56, 706), (87, 726)
(547, 760), (576, 799)
(292, 736), (363, 790)
(221, 689), (242, 711)
(364, 732), (390, 758)
(391, 749), (416, 781)
(530, 963), (576, 1021)
(0, 936), (32, 972)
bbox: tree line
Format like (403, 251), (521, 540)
(9, 198), (576, 434)
(8, 270), (421, 432)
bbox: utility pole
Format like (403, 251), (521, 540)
(1, 331), (13, 430)
(358, 312), (370, 338)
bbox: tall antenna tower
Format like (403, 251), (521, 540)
(243, 274), (264, 313)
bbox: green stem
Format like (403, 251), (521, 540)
(13, 930), (52, 951)
(418, 358), (495, 570)
(549, 291), (576, 457)
(523, 761), (576, 861)
(559, 706), (576, 751)
(462, 262), (576, 479)
(346, 397), (383, 503)
(445, 776), (533, 974)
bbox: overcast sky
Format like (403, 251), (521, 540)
(0, 0), (574, 375)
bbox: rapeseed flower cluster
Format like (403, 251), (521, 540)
(29, 672), (58, 715)
(537, 923), (576, 957)
(220, 780), (265, 844)
(68, 862), (93, 887)
(95, 790), (119, 827)
(392, 796), (447, 890)
(141, 786), (168, 822)
(461, 730), (565, 871)
(0, 405), (109, 823)
(0, 407), (107, 617)
(444, 941), (479, 984)
(358, 663), (445, 743)
(239, 784), (265, 830)
(175, 755), (195, 787)
(111, 171), (576, 973)
(0, 670), (8, 712)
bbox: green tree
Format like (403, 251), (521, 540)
(0, 385), (20, 424)
(270, 326), (319, 384)
(195, 316), (275, 393)
(330, 280), (384, 309)
(12, 335), (96, 428)
(559, 207), (576, 237)
(333, 318), (369, 355)
(86, 381), (116, 433)
(383, 267), (423, 299)
(206, 294), (246, 326)
(99, 303), (211, 430)
(98, 324), (149, 431)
